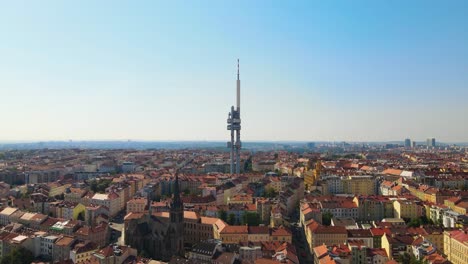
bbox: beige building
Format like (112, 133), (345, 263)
(342, 175), (376, 195)
(48, 182), (71, 197)
(311, 226), (347, 248)
(64, 187), (88, 203)
(247, 226), (270, 242)
(70, 241), (98, 263)
(228, 194), (253, 205)
(382, 233), (414, 260)
(220, 225), (248, 244)
(444, 229), (468, 264)
(270, 226), (292, 243)
(393, 199), (420, 220)
(126, 197), (147, 213)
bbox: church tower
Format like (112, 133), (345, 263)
(169, 170), (184, 256)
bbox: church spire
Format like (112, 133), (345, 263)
(170, 157), (194, 218)
(171, 169), (182, 210)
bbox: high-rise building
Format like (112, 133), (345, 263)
(427, 138), (436, 147)
(404, 138), (411, 148)
(412, 141), (417, 148)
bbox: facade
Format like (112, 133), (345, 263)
(126, 197), (147, 213)
(313, 226), (348, 248)
(75, 222), (109, 247)
(323, 175), (376, 195)
(219, 225), (248, 244)
(353, 196), (394, 221)
(0, 207), (18, 226)
(382, 233), (414, 260)
(70, 241), (98, 263)
(52, 236), (76, 262)
(342, 175), (376, 195)
(393, 200), (421, 220)
(91, 193), (121, 217)
(444, 229), (468, 264)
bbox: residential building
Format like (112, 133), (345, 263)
(444, 229), (468, 264)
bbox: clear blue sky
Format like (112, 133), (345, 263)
(1, 1), (467, 142)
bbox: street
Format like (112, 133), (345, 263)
(291, 223), (313, 264)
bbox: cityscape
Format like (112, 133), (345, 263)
(1, 1), (468, 264)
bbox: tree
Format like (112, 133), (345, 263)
(183, 188), (190, 195)
(0, 247), (34, 264)
(322, 211), (333, 226)
(244, 156), (253, 172)
(263, 187), (278, 198)
(242, 212), (260, 226)
(407, 216), (434, 227)
(139, 249), (149, 258)
(89, 179), (112, 193)
(218, 210), (227, 222)
(227, 213), (236, 225)
(89, 180), (98, 193)
(396, 252), (412, 264)
(154, 195), (161, 202)
(396, 252), (428, 264)
(77, 212), (85, 221)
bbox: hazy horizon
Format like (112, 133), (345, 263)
(0, 139), (466, 144)
(1, 1), (467, 142)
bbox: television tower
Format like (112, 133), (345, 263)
(227, 59), (241, 176)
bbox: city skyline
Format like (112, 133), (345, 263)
(1, 1), (467, 142)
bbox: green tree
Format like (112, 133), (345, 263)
(139, 249), (149, 258)
(242, 212), (260, 226)
(89, 179), (112, 193)
(244, 156), (253, 172)
(89, 180), (98, 192)
(407, 216), (434, 227)
(227, 213), (236, 225)
(218, 210), (227, 222)
(396, 252), (428, 264)
(322, 211), (333, 226)
(263, 187), (278, 198)
(0, 247), (34, 264)
(396, 252), (412, 264)
(77, 212), (85, 221)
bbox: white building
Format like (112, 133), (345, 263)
(91, 193), (121, 217)
(40, 235), (58, 259)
